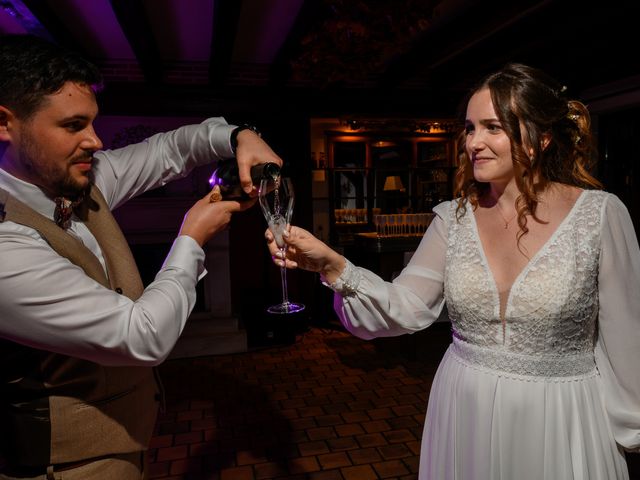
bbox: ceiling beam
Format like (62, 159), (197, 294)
(410, 0), (637, 97)
(109, 0), (163, 84)
(209, 0), (243, 87)
(378, 0), (555, 91)
(19, 0), (85, 53)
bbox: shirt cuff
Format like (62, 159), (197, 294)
(321, 258), (361, 296)
(163, 235), (206, 279)
(201, 117), (236, 160)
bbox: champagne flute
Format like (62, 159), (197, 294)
(259, 176), (305, 314)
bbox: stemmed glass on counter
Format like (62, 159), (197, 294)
(259, 176), (305, 314)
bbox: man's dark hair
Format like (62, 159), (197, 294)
(0, 35), (103, 119)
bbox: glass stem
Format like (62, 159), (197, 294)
(279, 247), (289, 306)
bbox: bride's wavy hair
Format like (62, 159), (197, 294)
(454, 63), (601, 238)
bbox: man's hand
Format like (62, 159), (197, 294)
(235, 129), (283, 196)
(180, 191), (256, 246)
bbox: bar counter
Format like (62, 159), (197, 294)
(349, 232), (422, 280)
(355, 232), (422, 253)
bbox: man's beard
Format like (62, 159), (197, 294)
(19, 131), (93, 200)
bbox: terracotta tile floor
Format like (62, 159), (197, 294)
(149, 323), (640, 480)
(148, 323), (451, 480)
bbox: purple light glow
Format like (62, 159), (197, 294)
(0, 0), (53, 40)
(208, 172), (221, 187)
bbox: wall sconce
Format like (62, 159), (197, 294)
(383, 175), (405, 192)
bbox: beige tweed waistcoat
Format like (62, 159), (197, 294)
(0, 185), (159, 467)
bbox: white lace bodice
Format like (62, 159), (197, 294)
(445, 190), (604, 358)
(330, 188), (640, 449)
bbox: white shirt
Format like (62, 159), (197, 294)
(0, 117), (235, 367)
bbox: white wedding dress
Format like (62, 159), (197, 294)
(329, 190), (639, 480)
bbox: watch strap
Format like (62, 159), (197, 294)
(230, 124), (261, 154)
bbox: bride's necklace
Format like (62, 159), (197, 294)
(495, 202), (517, 229)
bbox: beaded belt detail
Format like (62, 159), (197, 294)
(451, 337), (596, 378)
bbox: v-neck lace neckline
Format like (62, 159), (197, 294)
(469, 190), (587, 325)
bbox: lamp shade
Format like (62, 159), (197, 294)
(312, 169), (326, 182)
(383, 175), (404, 191)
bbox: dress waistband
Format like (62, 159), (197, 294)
(451, 337), (596, 378)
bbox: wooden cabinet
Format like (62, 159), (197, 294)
(315, 130), (456, 247)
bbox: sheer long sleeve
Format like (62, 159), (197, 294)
(328, 202), (450, 340)
(594, 194), (640, 451)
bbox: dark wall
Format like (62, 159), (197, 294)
(597, 107), (640, 235)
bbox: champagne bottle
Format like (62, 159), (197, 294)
(208, 160), (281, 200)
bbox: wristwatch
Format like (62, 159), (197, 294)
(230, 124), (261, 154)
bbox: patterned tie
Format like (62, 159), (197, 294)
(54, 197), (75, 229)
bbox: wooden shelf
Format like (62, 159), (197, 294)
(312, 124), (457, 247)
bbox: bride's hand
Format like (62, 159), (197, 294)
(265, 226), (345, 283)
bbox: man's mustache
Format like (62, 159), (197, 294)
(71, 153), (94, 164)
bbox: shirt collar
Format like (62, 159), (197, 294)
(0, 167), (57, 220)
